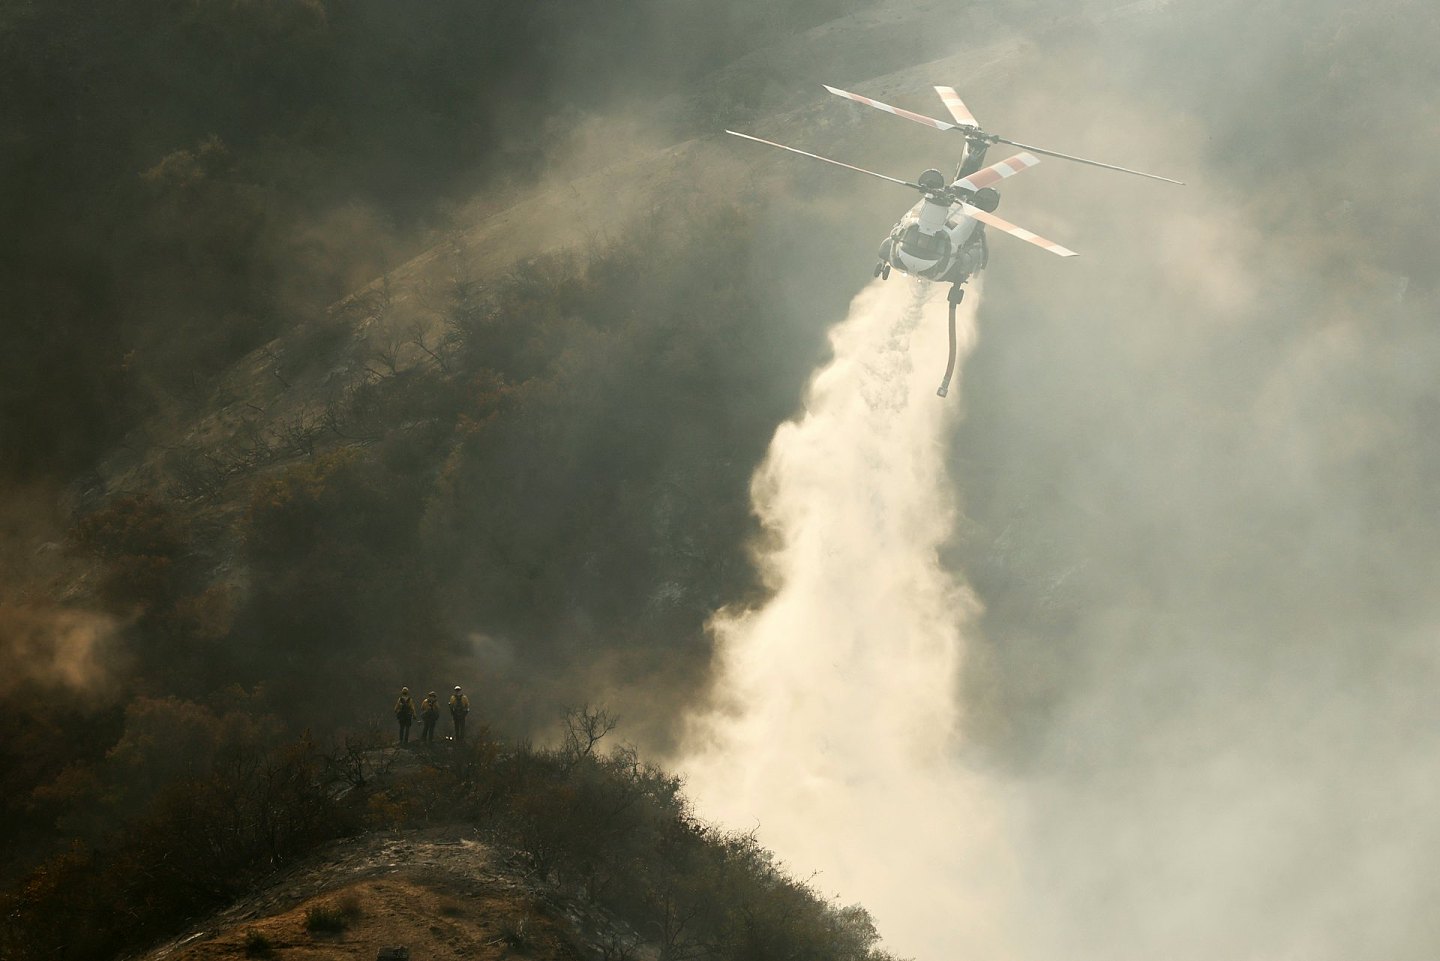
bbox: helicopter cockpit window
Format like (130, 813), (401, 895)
(900, 224), (947, 260)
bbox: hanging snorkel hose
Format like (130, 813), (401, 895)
(936, 285), (963, 397)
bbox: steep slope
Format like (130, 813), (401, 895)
(90, 0), (1173, 503)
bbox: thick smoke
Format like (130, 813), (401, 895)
(922, 4), (1440, 957)
(681, 279), (1017, 960)
(688, 2), (1440, 959)
(0, 484), (122, 696)
(0, 605), (120, 696)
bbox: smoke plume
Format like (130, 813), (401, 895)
(0, 605), (121, 697)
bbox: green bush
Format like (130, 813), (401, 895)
(243, 929), (273, 958)
(305, 905), (350, 934)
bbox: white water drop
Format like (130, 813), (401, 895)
(681, 278), (1018, 961)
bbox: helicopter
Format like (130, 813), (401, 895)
(728, 84), (1182, 395)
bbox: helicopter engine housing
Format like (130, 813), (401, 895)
(971, 187), (1000, 212)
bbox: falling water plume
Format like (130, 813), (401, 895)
(680, 278), (1017, 961)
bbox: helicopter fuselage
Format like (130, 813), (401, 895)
(877, 195), (988, 287)
(727, 81), (1181, 396)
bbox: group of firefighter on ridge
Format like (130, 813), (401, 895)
(393, 685), (470, 744)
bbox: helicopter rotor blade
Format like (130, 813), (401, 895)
(824, 81), (1183, 185)
(952, 151), (1041, 193)
(725, 130), (924, 190)
(960, 203), (1078, 258)
(933, 85), (979, 128)
(992, 137), (1184, 185)
(822, 84), (959, 132)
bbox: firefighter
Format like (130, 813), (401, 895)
(420, 691), (440, 743)
(394, 687), (417, 743)
(449, 685), (470, 741)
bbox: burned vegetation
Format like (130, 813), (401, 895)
(2, 707), (898, 961)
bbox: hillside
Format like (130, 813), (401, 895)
(55, 0), (1185, 739)
(136, 826), (615, 961)
(5, 712), (896, 961)
(86, 0), (1060, 501)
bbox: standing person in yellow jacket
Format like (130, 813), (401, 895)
(448, 685), (470, 741)
(419, 691), (440, 743)
(394, 687), (417, 744)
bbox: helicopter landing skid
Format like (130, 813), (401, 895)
(936, 285), (964, 397)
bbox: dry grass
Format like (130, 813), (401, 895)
(156, 878), (570, 961)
